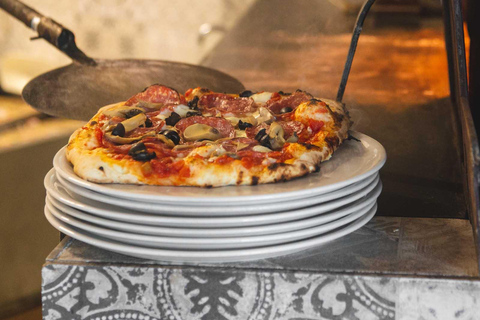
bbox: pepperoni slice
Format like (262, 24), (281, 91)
(125, 84), (182, 106)
(198, 93), (256, 114)
(265, 90), (312, 114)
(101, 138), (132, 154)
(175, 116), (235, 138)
(280, 121), (306, 138)
(245, 123), (269, 139)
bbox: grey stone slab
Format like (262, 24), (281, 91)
(46, 217), (478, 278)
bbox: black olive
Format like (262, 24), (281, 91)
(254, 129), (273, 148)
(111, 123), (126, 137)
(145, 117), (153, 127)
(161, 130), (181, 145)
(129, 142), (147, 154)
(132, 152), (156, 161)
(186, 110), (201, 117)
(254, 128), (267, 141)
(128, 142), (156, 161)
(259, 134), (272, 149)
(280, 107), (293, 114)
(165, 112), (181, 126)
(125, 109), (143, 118)
(188, 96), (199, 110)
(239, 90), (254, 97)
(278, 91), (291, 95)
(238, 120), (253, 130)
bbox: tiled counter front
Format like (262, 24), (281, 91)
(42, 262), (480, 320)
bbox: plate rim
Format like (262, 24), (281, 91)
(55, 169), (378, 216)
(47, 192), (379, 237)
(53, 131), (386, 204)
(44, 203), (377, 262)
(47, 168), (380, 221)
(46, 199), (375, 249)
(45, 168), (381, 227)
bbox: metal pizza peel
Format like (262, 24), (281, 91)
(0, 0), (245, 121)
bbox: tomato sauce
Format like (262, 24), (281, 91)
(149, 159), (191, 179)
(308, 120), (324, 134)
(94, 127), (104, 145)
(238, 150), (265, 169)
(215, 155), (235, 165)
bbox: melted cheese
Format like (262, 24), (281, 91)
(251, 92), (273, 104)
(173, 104), (192, 117)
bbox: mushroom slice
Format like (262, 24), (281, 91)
(102, 105), (146, 118)
(225, 115), (258, 127)
(268, 122), (286, 150)
(173, 144), (196, 151)
(104, 131), (155, 144)
(252, 145), (272, 153)
(183, 124), (223, 141)
(235, 129), (247, 138)
(155, 134), (175, 148)
(286, 132), (299, 143)
(236, 141), (250, 151)
(137, 101), (164, 110)
(254, 107), (275, 125)
(225, 116), (241, 126)
(121, 113), (147, 133)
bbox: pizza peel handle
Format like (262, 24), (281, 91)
(336, 0), (376, 102)
(0, 0), (96, 65)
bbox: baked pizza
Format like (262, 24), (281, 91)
(66, 84), (351, 187)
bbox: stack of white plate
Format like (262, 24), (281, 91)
(44, 132), (386, 263)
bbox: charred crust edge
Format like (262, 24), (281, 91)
(236, 171), (244, 185)
(267, 162), (289, 170)
(305, 144), (321, 150)
(325, 103), (344, 127)
(325, 136), (340, 151)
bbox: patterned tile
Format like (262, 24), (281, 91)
(42, 265), (397, 320)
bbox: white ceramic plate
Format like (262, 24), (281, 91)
(53, 131), (386, 206)
(46, 170), (381, 228)
(48, 168), (380, 220)
(47, 184), (380, 238)
(47, 198), (375, 250)
(54, 169), (378, 216)
(44, 203), (377, 262)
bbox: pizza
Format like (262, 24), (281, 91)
(66, 84), (351, 187)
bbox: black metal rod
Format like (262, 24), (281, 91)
(336, 0), (376, 102)
(0, 0), (96, 65)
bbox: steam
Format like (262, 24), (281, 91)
(346, 101), (371, 131)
